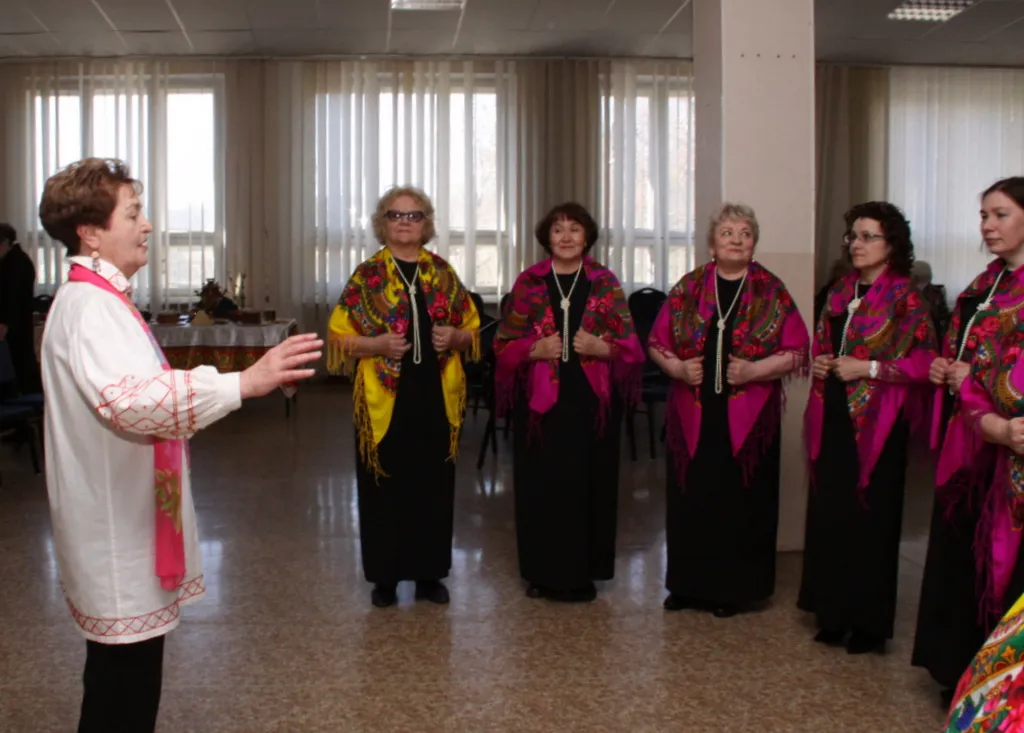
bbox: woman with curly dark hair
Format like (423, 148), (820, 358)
(494, 202), (643, 602)
(798, 201), (938, 654)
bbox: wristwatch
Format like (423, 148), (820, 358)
(868, 360), (879, 379)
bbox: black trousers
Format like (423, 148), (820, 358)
(78, 635), (165, 733)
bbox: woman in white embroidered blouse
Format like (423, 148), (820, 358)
(38, 158), (322, 733)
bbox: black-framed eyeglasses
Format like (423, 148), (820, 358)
(843, 231), (885, 245)
(386, 210), (426, 223)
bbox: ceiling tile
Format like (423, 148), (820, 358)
(122, 30), (191, 54)
(0, 3), (49, 33)
(642, 31), (691, 58)
(167, 0), (251, 31)
(984, 15), (1024, 44)
(604, 0), (686, 33)
(94, 0), (181, 31)
(459, 0), (540, 32)
(529, 0), (609, 32)
(389, 8), (461, 30)
(189, 30), (257, 54)
(25, 0), (113, 33)
(51, 30), (129, 55)
(244, 0), (318, 29)
(663, 1), (693, 34)
(250, 28), (387, 54)
(317, 0), (390, 30)
(387, 28), (456, 53)
(909, 0), (1024, 41)
(0, 32), (61, 57)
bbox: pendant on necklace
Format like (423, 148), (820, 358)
(848, 297), (861, 313)
(718, 319), (726, 330)
(561, 298), (570, 310)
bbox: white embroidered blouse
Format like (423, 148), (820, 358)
(41, 257), (242, 644)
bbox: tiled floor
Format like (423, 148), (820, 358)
(0, 384), (947, 732)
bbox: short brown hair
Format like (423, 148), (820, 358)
(38, 158), (142, 256)
(535, 202), (599, 254)
(371, 186), (436, 247)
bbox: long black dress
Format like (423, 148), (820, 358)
(354, 258), (455, 586)
(798, 284), (910, 641)
(512, 271), (623, 594)
(912, 292), (1024, 689)
(665, 275), (782, 608)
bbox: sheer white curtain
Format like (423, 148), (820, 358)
(599, 60), (695, 293)
(814, 65), (889, 287)
(0, 60), (226, 309)
(263, 59), (519, 330)
(889, 66), (1024, 297)
(253, 57), (697, 331)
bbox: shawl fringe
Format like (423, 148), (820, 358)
(351, 368), (387, 481)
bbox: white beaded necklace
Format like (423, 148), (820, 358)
(390, 253), (422, 365)
(714, 269), (747, 395)
(552, 263), (584, 363)
(948, 266), (1006, 395)
(838, 283), (868, 357)
(955, 267), (1005, 363)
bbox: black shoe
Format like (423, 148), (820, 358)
(813, 628), (846, 645)
(846, 631), (885, 655)
(414, 580), (450, 605)
(712, 604), (738, 618)
(940, 687), (955, 709)
(663, 594), (693, 611)
(526, 583), (546, 599)
(371, 584), (397, 608)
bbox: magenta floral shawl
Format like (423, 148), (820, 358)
(493, 256), (643, 430)
(649, 260), (809, 484)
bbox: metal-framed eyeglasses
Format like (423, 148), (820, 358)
(843, 231), (886, 245)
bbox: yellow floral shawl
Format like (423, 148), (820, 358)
(327, 247), (480, 476)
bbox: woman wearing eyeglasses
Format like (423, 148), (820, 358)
(493, 202), (643, 602)
(914, 177), (1024, 707)
(799, 201), (937, 654)
(327, 186), (481, 608)
(648, 202), (809, 618)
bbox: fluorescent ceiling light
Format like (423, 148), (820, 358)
(887, 1), (977, 22)
(391, 0), (465, 9)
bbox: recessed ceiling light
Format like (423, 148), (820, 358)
(391, 0), (465, 9)
(887, 0), (977, 22)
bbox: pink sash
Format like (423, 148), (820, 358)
(69, 264), (187, 591)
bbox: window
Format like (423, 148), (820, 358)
(601, 70), (696, 292)
(29, 75), (223, 304)
(312, 69), (501, 293)
(888, 67), (1024, 297)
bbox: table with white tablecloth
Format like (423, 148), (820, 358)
(150, 320), (298, 372)
(151, 320), (299, 415)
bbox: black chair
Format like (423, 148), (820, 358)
(32, 294), (54, 315)
(475, 291), (517, 469)
(464, 292), (494, 417)
(625, 287), (669, 461)
(0, 341), (42, 478)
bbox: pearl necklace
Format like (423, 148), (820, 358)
(949, 267), (1005, 394)
(714, 270), (747, 395)
(552, 263), (584, 363)
(391, 253), (422, 365)
(838, 283), (867, 357)
(955, 267), (1004, 363)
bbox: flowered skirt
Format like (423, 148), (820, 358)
(945, 593), (1024, 732)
